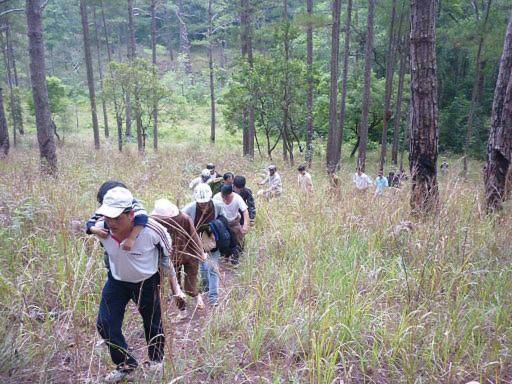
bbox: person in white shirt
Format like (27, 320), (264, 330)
(213, 184), (249, 264)
(93, 187), (182, 383)
(353, 168), (372, 192)
(297, 164), (313, 194)
(189, 169), (212, 190)
(257, 164), (283, 198)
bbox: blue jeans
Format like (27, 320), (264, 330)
(200, 250), (220, 304)
(96, 272), (164, 370)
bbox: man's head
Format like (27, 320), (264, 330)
(357, 168), (362, 176)
(298, 164), (306, 175)
(96, 180), (128, 204)
(268, 165), (276, 175)
(96, 187), (134, 234)
(201, 169), (211, 182)
(194, 183), (213, 208)
(378, 170), (383, 177)
(233, 175), (246, 193)
(220, 184), (234, 204)
(207, 163), (215, 171)
(151, 198), (179, 218)
(223, 172), (234, 185)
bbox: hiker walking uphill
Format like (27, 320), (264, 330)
(257, 165), (283, 199)
(297, 165), (314, 194)
(92, 187), (180, 383)
(353, 168), (372, 193)
(233, 175), (256, 226)
(182, 183), (226, 306)
(150, 199), (207, 320)
(213, 184), (250, 265)
(374, 170), (389, 196)
(189, 169), (212, 190)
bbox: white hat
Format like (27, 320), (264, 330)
(151, 198), (179, 218)
(96, 187), (133, 218)
(201, 169), (211, 178)
(194, 183), (212, 203)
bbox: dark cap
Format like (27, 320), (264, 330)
(207, 163), (215, 170)
(221, 184), (233, 196)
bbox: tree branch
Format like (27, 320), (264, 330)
(0, 8), (24, 18)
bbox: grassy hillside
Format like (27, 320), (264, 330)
(0, 128), (510, 383)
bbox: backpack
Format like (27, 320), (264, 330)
(208, 217), (232, 254)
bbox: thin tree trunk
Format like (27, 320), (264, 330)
(305, 0), (314, 167)
(80, 0), (100, 149)
(282, 0), (293, 164)
(240, 0), (254, 157)
(325, 0), (341, 173)
(409, 0), (439, 213)
(93, 6), (109, 138)
(0, 88), (8, 157)
(26, 0), (57, 174)
(337, 0), (352, 169)
(208, 0), (216, 143)
(151, 0), (158, 150)
(399, 102), (412, 172)
(484, 12), (512, 212)
(177, 0), (192, 74)
(392, 34), (408, 165)
(1, 28), (17, 146)
(463, 0), (492, 177)
(125, 0), (135, 139)
(379, 0), (398, 169)
(357, 0), (375, 172)
(128, 0), (143, 152)
(5, 23), (23, 135)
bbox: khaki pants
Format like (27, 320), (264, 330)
(228, 218), (244, 256)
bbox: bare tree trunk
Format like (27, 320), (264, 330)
(484, 12), (512, 212)
(177, 0), (192, 74)
(0, 88), (8, 157)
(399, 102), (412, 172)
(305, 0), (314, 167)
(80, 0), (100, 149)
(5, 22), (23, 135)
(208, 0), (216, 143)
(93, 6), (109, 138)
(392, 34), (408, 165)
(357, 0), (375, 172)
(125, 0), (136, 139)
(337, 0), (352, 169)
(379, 0), (397, 170)
(409, 0), (439, 214)
(1, 28), (16, 146)
(240, 0), (254, 157)
(282, 0), (293, 164)
(151, 0), (158, 150)
(325, 0), (341, 173)
(26, 0), (57, 174)
(463, 0), (492, 177)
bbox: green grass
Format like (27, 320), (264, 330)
(0, 124), (511, 383)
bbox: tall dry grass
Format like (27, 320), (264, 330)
(0, 137), (510, 383)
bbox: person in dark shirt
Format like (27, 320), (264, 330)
(233, 175), (256, 226)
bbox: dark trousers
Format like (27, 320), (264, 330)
(96, 272), (164, 370)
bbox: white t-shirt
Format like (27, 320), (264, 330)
(95, 222), (172, 283)
(298, 172), (313, 192)
(353, 172), (372, 190)
(213, 192), (248, 223)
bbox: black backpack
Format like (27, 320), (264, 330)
(209, 216), (232, 254)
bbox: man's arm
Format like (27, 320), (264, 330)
(245, 189), (256, 221)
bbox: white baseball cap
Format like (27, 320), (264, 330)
(201, 169), (211, 178)
(151, 198), (180, 218)
(96, 187), (134, 218)
(194, 183), (213, 203)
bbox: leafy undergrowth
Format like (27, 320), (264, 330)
(0, 138), (511, 383)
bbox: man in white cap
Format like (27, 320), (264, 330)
(182, 184), (225, 306)
(93, 187), (179, 382)
(257, 164), (283, 199)
(189, 169), (212, 190)
(151, 199), (206, 319)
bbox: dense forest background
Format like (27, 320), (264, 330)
(1, 0), (509, 160)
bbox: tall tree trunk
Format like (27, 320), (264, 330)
(357, 0), (375, 172)
(400, 102), (412, 172)
(282, 0), (293, 164)
(93, 6), (109, 138)
(208, 0), (216, 143)
(240, 0), (254, 157)
(80, 0), (100, 150)
(463, 0), (492, 177)
(177, 0), (192, 74)
(0, 88), (8, 157)
(26, 0), (57, 174)
(100, 0), (123, 151)
(337, 0), (352, 169)
(1, 27), (17, 146)
(379, 0), (398, 169)
(391, 34), (408, 165)
(484, 12), (512, 212)
(409, 0), (439, 213)
(5, 22), (23, 135)
(325, 0), (341, 173)
(305, 0), (314, 167)
(125, 0), (136, 139)
(151, 0), (158, 150)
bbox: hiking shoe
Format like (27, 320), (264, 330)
(104, 368), (134, 383)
